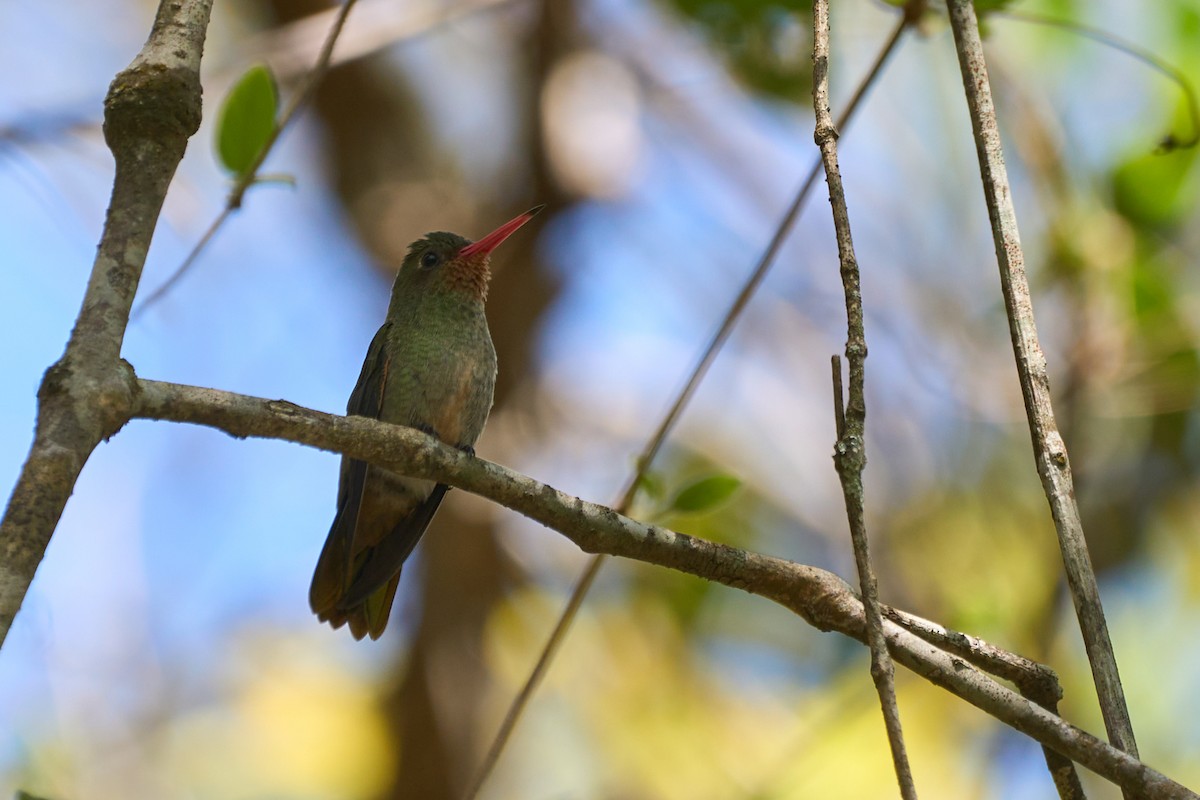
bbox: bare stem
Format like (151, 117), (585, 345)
(946, 0), (1140, 776)
(132, 207), (232, 317)
(812, 1), (915, 796)
(460, 553), (605, 800)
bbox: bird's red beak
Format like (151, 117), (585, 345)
(458, 205), (545, 258)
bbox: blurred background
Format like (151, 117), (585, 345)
(2, 0), (1199, 797)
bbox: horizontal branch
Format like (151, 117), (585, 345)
(132, 378), (1193, 798)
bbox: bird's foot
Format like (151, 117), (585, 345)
(412, 423), (473, 457)
(414, 422), (442, 440)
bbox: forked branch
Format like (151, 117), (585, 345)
(0, 0), (214, 647)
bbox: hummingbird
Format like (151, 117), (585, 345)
(310, 206), (543, 640)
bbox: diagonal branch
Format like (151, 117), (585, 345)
(0, 0), (214, 647)
(129, 377), (1194, 799)
(946, 0), (1140, 772)
(886, 606), (1086, 798)
(133, 0), (361, 317)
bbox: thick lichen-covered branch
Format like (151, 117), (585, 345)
(0, 0), (214, 646)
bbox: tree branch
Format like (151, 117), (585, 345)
(130, 378), (1194, 799)
(0, 0), (214, 646)
(812, 1), (915, 796)
(946, 0), (1140, 772)
(885, 606), (1086, 798)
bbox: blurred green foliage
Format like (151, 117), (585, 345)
(1112, 146), (1198, 229)
(632, 463), (753, 628)
(663, 0), (814, 99)
(667, 473), (742, 513)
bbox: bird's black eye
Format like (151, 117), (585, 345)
(420, 250), (441, 270)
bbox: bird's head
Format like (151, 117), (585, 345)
(393, 206), (543, 304)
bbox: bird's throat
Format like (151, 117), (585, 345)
(444, 254), (491, 302)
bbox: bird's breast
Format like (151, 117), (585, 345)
(427, 361), (476, 445)
(384, 309), (496, 449)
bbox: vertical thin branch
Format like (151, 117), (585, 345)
(465, 9), (923, 797)
(0, 0), (214, 647)
(832, 354), (846, 439)
(812, 2), (916, 797)
(945, 0), (1140, 774)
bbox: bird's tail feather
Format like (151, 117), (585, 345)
(337, 483), (448, 610)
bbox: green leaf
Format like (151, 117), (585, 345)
(216, 64), (279, 177)
(668, 475), (741, 514)
(15, 791), (57, 800)
(664, 0), (813, 100)
(635, 470), (666, 500)
(972, 0), (1022, 12)
(1111, 143), (1198, 229)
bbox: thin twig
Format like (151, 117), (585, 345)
(464, 7), (923, 797)
(238, 0), (514, 80)
(130, 377), (1197, 799)
(812, 1), (915, 797)
(131, 207), (231, 317)
(946, 0), (1140, 781)
(133, 0), (360, 318)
